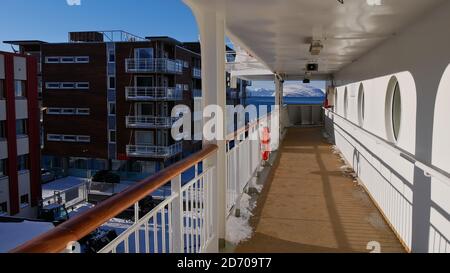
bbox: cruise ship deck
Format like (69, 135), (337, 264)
(9, 0), (450, 254)
(236, 127), (404, 253)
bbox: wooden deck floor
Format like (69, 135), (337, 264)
(235, 127), (405, 253)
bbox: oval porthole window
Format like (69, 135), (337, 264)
(343, 87), (348, 118)
(334, 88), (338, 113)
(386, 77), (402, 142)
(358, 83), (365, 126)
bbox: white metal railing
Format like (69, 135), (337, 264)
(192, 67), (201, 78)
(41, 182), (89, 210)
(225, 113), (274, 215)
(127, 143), (183, 159)
(99, 163), (215, 253)
(324, 107), (450, 251)
(126, 116), (179, 129)
(193, 89), (202, 98)
(125, 58), (183, 74)
(125, 87), (183, 101)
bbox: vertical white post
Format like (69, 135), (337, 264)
(273, 75), (284, 151)
(235, 139), (241, 217)
(171, 175), (184, 253)
(187, 3), (227, 251)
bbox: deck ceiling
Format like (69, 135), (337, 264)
(188, 0), (445, 79)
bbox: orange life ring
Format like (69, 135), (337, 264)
(261, 127), (271, 161)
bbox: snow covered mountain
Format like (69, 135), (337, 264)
(247, 82), (325, 97)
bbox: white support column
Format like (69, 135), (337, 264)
(273, 75), (284, 151)
(187, 3), (227, 251)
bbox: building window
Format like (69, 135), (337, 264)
(45, 57), (60, 63)
(63, 135), (77, 142)
(60, 57), (75, 63)
(0, 159), (6, 177)
(358, 83), (365, 126)
(0, 202), (7, 215)
(61, 108), (76, 115)
(108, 102), (116, 116)
(76, 82), (90, 89)
(109, 130), (116, 144)
(47, 108), (62, 115)
(15, 80), (26, 98)
(60, 83), (76, 89)
(47, 134), (62, 141)
(20, 194), (29, 208)
(70, 158), (88, 169)
(134, 48), (154, 59)
(184, 84), (189, 91)
(184, 61), (189, 68)
(17, 155), (29, 172)
(77, 136), (91, 143)
(0, 121), (5, 139)
(108, 50), (115, 63)
(46, 82), (61, 89)
(16, 119), (27, 136)
(0, 79), (4, 99)
(75, 56), (90, 63)
(108, 76), (116, 89)
(77, 108), (90, 115)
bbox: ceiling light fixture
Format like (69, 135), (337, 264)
(310, 40), (324, 56)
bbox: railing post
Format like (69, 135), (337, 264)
(188, 4), (227, 251)
(235, 138), (241, 217)
(171, 174), (184, 253)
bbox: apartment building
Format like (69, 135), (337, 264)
(0, 51), (40, 217)
(6, 31), (202, 180)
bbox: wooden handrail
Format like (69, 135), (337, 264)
(11, 144), (218, 253)
(226, 112), (273, 141)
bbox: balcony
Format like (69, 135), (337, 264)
(125, 58), (183, 74)
(125, 87), (183, 101)
(126, 142), (182, 159)
(126, 116), (179, 129)
(192, 67), (201, 78)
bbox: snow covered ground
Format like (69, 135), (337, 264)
(0, 220), (55, 253)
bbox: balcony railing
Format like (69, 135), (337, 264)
(125, 58), (183, 74)
(193, 89), (202, 98)
(126, 142), (183, 159)
(192, 67), (202, 78)
(126, 116), (179, 129)
(125, 87), (183, 101)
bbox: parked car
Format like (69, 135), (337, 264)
(80, 228), (118, 253)
(37, 203), (69, 225)
(91, 170), (120, 184)
(41, 169), (56, 184)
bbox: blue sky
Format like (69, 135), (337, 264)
(0, 0), (326, 92)
(0, 0), (199, 51)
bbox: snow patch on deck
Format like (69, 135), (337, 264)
(226, 193), (257, 245)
